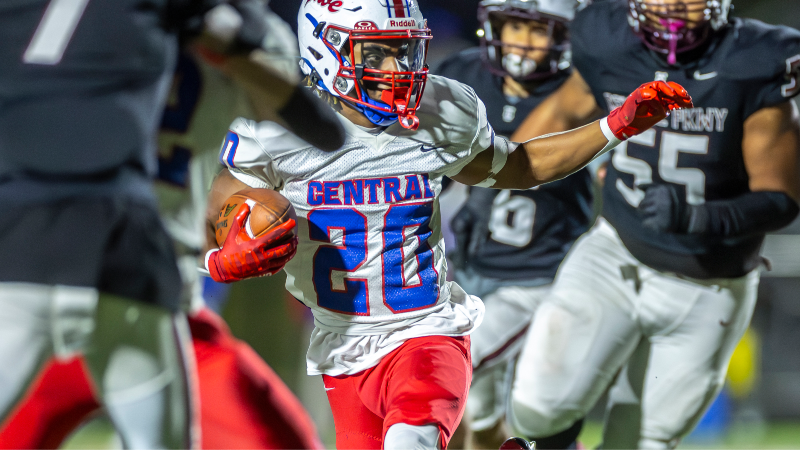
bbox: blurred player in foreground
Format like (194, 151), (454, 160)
(434, 0), (591, 448)
(0, 12), (324, 449)
(202, 0), (691, 448)
(506, 0), (800, 448)
(0, 0), (343, 448)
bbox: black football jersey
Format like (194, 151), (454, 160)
(573, 0), (800, 278)
(0, 0), (215, 203)
(435, 48), (593, 281)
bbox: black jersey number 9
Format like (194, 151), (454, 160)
(612, 129), (709, 207)
(782, 55), (800, 98)
(23, 0), (90, 65)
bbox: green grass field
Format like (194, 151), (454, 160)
(63, 418), (800, 449)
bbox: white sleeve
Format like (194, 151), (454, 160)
(438, 84), (494, 178)
(219, 117), (284, 190)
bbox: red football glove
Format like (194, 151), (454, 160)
(607, 81), (693, 140)
(206, 204), (298, 283)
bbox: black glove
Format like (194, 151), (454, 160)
(637, 184), (690, 233)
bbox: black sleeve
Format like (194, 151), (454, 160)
(687, 191), (800, 237)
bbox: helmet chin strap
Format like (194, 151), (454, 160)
(351, 87), (398, 127)
(381, 88), (420, 130)
(660, 18), (686, 65)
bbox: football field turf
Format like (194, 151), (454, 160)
(63, 418), (800, 449)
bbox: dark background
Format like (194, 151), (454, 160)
(269, 0), (800, 67)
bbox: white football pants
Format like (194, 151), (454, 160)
(509, 219), (759, 449)
(467, 283), (550, 432)
(0, 282), (196, 449)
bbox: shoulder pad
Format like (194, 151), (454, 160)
(412, 75), (485, 143)
(719, 19), (800, 84)
(233, 117), (314, 158)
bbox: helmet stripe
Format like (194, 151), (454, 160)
(391, 0), (406, 18)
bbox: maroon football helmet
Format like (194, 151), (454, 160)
(628, 0), (732, 65)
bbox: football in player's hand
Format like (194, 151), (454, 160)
(215, 188), (297, 247)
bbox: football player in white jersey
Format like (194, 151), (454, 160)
(203, 0), (692, 448)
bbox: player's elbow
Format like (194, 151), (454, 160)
(524, 145), (569, 186)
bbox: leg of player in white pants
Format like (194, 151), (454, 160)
(0, 283), (194, 449)
(602, 270), (759, 449)
(466, 284), (549, 448)
(509, 219), (759, 448)
(509, 221), (643, 440)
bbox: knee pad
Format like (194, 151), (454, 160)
(508, 396), (579, 439)
(384, 423), (440, 450)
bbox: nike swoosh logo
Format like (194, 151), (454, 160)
(420, 145), (443, 153)
(693, 70), (718, 80)
(720, 319), (732, 327)
(343, 6), (362, 11)
(324, 387), (335, 391)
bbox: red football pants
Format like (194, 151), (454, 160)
(0, 308), (322, 450)
(323, 335), (472, 450)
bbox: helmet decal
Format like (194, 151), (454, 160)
(380, 0), (411, 18)
(306, 0), (345, 13)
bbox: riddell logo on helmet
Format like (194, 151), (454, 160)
(306, 0), (343, 12)
(354, 21), (378, 30)
(387, 19), (416, 28)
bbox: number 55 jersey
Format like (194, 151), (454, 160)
(221, 75), (491, 376)
(574, 0), (800, 279)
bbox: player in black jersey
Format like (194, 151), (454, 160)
(505, 0), (800, 448)
(0, 1), (344, 448)
(434, 0), (591, 448)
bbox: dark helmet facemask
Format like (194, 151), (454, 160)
(478, 0), (575, 81)
(628, 0), (731, 65)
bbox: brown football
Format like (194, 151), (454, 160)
(215, 188), (297, 247)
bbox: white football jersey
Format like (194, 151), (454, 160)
(223, 75), (492, 374)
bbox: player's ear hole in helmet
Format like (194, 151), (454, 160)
(628, 0), (732, 65)
(297, 0), (431, 130)
(478, 0), (579, 81)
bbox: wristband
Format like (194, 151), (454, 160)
(596, 117), (624, 160)
(205, 248), (218, 272)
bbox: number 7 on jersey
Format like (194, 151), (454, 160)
(24, 0), (90, 65)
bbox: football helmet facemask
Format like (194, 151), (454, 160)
(298, 0), (431, 130)
(478, 0), (579, 81)
(628, 0), (732, 65)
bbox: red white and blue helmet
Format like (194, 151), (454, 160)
(628, 0), (732, 65)
(478, 0), (579, 81)
(298, 0), (431, 130)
